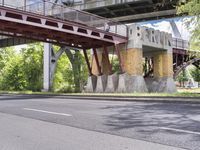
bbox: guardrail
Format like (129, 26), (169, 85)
(172, 38), (189, 50)
(0, 0), (128, 37)
(73, 0), (135, 10)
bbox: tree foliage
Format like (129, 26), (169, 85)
(0, 43), (43, 91)
(190, 67), (200, 87)
(176, 69), (190, 87)
(177, 0), (200, 51)
(0, 43), (88, 92)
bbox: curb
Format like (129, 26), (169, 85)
(0, 93), (200, 104)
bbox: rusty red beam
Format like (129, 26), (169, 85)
(83, 48), (92, 76)
(103, 46), (112, 75)
(0, 5), (127, 49)
(115, 44), (124, 73)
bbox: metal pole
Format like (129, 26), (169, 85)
(43, 0), (46, 15)
(24, 0), (26, 11)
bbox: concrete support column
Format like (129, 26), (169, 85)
(146, 51), (177, 93)
(117, 48), (148, 93)
(153, 52), (173, 78)
(43, 43), (65, 91)
(43, 43), (51, 91)
(125, 48), (143, 75)
(86, 47), (113, 93)
(92, 48), (111, 93)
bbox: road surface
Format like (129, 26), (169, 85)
(0, 95), (199, 150)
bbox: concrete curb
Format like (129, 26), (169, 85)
(0, 93), (200, 104)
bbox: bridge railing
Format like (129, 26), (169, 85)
(172, 38), (189, 50)
(0, 0), (128, 37)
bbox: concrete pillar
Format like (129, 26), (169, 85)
(85, 75), (97, 92)
(117, 48), (148, 93)
(85, 47), (113, 93)
(125, 48), (143, 75)
(147, 51), (177, 93)
(42, 43), (65, 92)
(105, 73), (119, 93)
(153, 52), (173, 78)
(43, 43), (51, 91)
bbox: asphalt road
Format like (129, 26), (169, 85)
(0, 95), (200, 150)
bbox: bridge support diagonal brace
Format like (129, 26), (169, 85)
(115, 44), (124, 73)
(83, 49), (92, 76)
(93, 48), (102, 76)
(103, 46), (112, 75)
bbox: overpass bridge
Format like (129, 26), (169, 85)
(0, 0), (193, 93)
(0, 1), (127, 48)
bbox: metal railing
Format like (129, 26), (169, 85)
(73, 0), (135, 10)
(172, 38), (189, 50)
(0, 0), (128, 37)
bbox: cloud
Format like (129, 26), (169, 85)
(139, 18), (191, 41)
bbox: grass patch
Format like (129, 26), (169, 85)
(0, 88), (199, 97)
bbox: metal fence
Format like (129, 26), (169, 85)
(0, 0), (128, 37)
(173, 38), (189, 50)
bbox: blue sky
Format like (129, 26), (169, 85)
(139, 17), (190, 41)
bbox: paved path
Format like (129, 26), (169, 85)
(0, 95), (200, 150)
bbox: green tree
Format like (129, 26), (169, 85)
(53, 47), (88, 93)
(0, 43), (43, 91)
(20, 43), (43, 91)
(0, 55), (27, 91)
(177, 69), (189, 87)
(0, 47), (15, 71)
(177, 0), (200, 52)
(190, 67), (200, 87)
(65, 49), (88, 92)
(0, 43), (88, 93)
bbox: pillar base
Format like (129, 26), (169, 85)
(85, 75), (97, 93)
(41, 89), (49, 92)
(95, 75), (107, 93)
(117, 73), (148, 93)
(145, 77), (177, 93)
(105, 73), (119, 93)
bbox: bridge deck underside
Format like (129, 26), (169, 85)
(81, 0), (179, 23)
(0, 6), (127, 49)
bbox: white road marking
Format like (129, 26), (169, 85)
(23, 108), (72, 117)
(160, 127), (200, 135)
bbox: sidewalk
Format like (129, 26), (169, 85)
(0, 112), (186, 150)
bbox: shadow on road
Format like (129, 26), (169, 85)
(102, 102), (200, 138)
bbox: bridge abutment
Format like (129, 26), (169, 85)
(85, 24), (177, 93)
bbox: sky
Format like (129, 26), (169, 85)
(139, 17), (191, 41)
